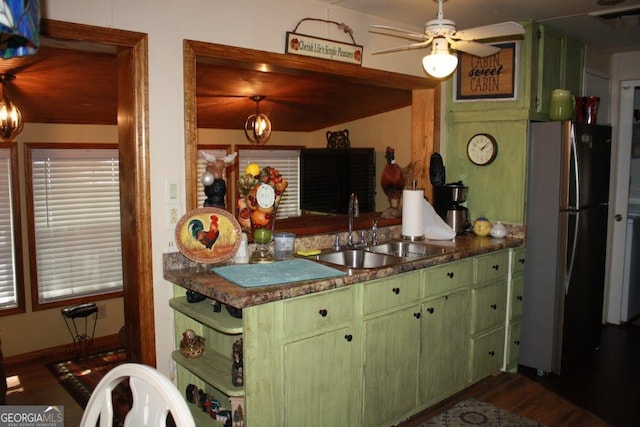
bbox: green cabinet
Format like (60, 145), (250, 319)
(469, 250), (509, 383)
(505, 247), (526, 371)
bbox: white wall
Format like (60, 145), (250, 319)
(43, 0), (427, 375)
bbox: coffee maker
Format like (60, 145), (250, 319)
(434, 181), (470, 234)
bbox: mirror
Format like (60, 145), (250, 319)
(183, 40), (440, 236)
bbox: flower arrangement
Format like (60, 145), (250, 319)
(237, 163), (288, 263)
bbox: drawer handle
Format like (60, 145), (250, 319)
(517, 295), (523, 301)
(514, 340), (520, 346)
(427, 307), (435, 314)
(492, 264), (499, 270)
(490, 304), (497, 310)
(319, 309), (328, 317)
(447, 272), (454, 278)
(344, 334), (353, 342)
(488, 350), (495, 357)
(392, 287), (400, 295)
(413, 312), (421, 319)
(519, 258), (525, 264)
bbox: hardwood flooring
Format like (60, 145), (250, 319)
(3, 323), (637, 426)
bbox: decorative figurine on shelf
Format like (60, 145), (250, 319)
(201, 152), (238, 208)
(380, 146), (405, 219)
(326, 129), (350, 149)
(232, 338), (244, 386)
(180, 328), (205, 359)
(185, 384), (234, 426)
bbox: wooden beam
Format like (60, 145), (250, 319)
(411, 86), (441, 203)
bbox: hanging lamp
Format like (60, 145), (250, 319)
(0, 73), (23, 142)
(244, 95), (271, 145)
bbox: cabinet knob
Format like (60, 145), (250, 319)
(514, 340), (520, 346)
(519, 258), (525, 264)
(413, 312), (421, 319)
(427, 307), (435, 314)
(488, 350), (495, 357)
(517, 295), (523, 301)
(447, 272), (454, 278)
(490, 304), (497, 310)
(344, 334), (353, 342)
(392, 287), (400, 295)
(318, 309), (328, 317)
(492, 264), (499, 270)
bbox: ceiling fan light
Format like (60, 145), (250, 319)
(422, 39), (458, 79)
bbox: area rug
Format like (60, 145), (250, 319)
(46, 348), (131, 425)
(421, 398), (546, 426)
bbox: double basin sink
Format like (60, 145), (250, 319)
(310, 240), (455, 269)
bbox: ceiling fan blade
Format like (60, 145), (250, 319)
(454, 21), (525, 41)
(369, 25), (428, 42)
(372, 40), (432, 55)
(450, 40), (501, 57)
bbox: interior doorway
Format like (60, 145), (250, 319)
(607, 80), (640, 325)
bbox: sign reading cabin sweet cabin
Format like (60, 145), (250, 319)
(455, 42), (518, 101)
(286, 32), (363, 65)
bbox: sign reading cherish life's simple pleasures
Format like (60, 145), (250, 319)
(285, 32), (363, 65)
(454, 42), (518, 101)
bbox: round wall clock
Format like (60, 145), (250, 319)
(467, 133), (498, 166)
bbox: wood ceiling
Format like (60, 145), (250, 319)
(0, 39), (434, 131)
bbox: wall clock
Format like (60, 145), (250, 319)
(467, 133), (498, 166)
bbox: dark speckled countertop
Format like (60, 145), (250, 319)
(164, 227), (525, 309)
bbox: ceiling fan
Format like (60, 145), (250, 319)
(370, 0), (525, 78)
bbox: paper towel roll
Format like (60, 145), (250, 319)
(402, 189), (425, 239)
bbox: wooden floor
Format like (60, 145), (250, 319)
(4, 322), (638, 426)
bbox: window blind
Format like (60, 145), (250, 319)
(0, 148), (18, 309)
(30, 147), (123, 304)
(238, 149), (301, 219)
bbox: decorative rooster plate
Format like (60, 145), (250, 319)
(175, 207), (242, 264)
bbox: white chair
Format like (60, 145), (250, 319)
(80, 363), (195, 427)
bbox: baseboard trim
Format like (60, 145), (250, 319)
(3, 334), (122, 367)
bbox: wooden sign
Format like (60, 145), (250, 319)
(285, 32), (363, 65)
(454, 42), (518, 101)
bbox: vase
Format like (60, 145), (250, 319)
(246, 183), (278, 263)
(548, 89), (573, 121)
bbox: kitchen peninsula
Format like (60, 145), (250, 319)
(164, 227), (525, 426)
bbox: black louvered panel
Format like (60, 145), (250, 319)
(301, 148), (376, 215)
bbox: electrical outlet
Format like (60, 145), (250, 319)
(170, 207), (179, 224)
(166, 204), (180, 229)
(97, 304), (107, 319)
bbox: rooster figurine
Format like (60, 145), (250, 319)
(180, 329), (206, 359)
(188, 215), (220, 249)
(381, 146), (405, 218)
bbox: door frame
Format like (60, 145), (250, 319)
(40, 20), (155, 364)
(606, 79), (640, 324)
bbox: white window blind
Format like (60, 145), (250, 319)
(0, 148), (18, 310)
(196, 148), (229, 208)
(238, 149), (301, 219)
(30, 147), (123, 304)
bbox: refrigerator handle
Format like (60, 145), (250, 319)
(565, 211), (579, 294)
(570, 125), (580, 209)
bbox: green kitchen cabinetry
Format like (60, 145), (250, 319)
(468, 250), (509, 384)
(169, 251), (521, 426)
(505, 247), (526, 372)
(419, 259), (471, 406)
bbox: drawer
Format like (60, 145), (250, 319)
(471, 280), (507, 334)
(423, 258), (471, 297)
(510, 273), (524, 321)
(511, 247), (526, 274)
(363, 270), (421, 315)
(474, 251), (509, 284)
(283, 287), (354, 337)
(469, 326), (505, 383)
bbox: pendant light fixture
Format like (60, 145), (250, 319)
(244, 95), (271, 145)
(0, 73), (23, 142)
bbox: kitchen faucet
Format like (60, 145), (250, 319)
(348, 193), (359, 247)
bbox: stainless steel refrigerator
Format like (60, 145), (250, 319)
(520, 121), (612, 375)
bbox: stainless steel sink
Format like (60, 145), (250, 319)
(314, 249), (402, 269)
(366, 240), (452, 259)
